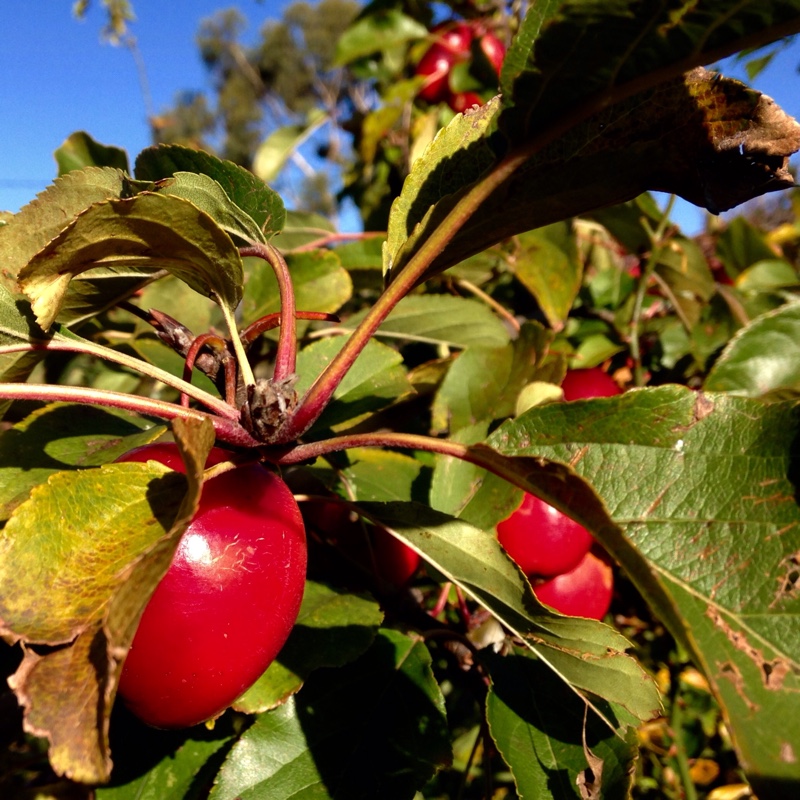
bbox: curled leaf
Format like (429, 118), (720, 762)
(0, 417), (213, 782)
(17, 193), (244, 330)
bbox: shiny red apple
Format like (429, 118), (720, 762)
(416, 21), (505, 111)
(533, 549), (614, 620)
(115, 442), (307, 728)
(497, 492), (594, 578)
(477, 30), (505, 76)
(561, 367), (622, 400)
(416, 22), (473, 104)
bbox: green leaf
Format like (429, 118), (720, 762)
(55, 131), (129, 176)
(0, 402), (165, 522)
(588, 194), (664, 255)
(487, 386), (800, 784)
(384, 97), (500, 283)
(485, 648), (638, 800)
(335, 9), (428, 64)
(134, 273), (221, 338)
(430, 422), (522, 532)
(153, 171), (268, 246)
(717, 216), (780, 275)
(736, 258), (799, 292)
(17, 193), (244, 330)
(134, 144), (285, 239)
(573, 334), (626, 369)
(341, 448), (424, 503)
(653, 235), (717, 329)
(96, 721), (236, 800)
(359, 501), (661, 728)
(359, 79), (422, 166)
(422, 70), (800, 281)
(0, 284), (231, 417)
(233, 581), (383, 713)
(0, 417), (212, 783)
(49, 265), (161, 327)
(211, 630), (450, 800)
(0, 166), (127, 289)
(276, 210), (335, 251)
(383, 98), (499, 281)
(295, 337), (413, 432)
(241, 249), (352, 328)
(348, 294), (511, 350)
(510, 224), (584, 330)
(1, 471), (189, 778)
(252, 110), (327, 184)
(704, 303), (800, 398)
(500, 0), (800, 140)
(0, 284), (57, 390)
(128, 337), (219, 398)
(332, 236), (385, 271)
(431, 322), (554, 434)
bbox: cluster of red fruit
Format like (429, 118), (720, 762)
(113, 367), (620, 729)
(415, 20), (505, 112)
(497, 367), (622, 620)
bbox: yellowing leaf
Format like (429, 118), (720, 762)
(18, 193), (244, 330)
(0, 417), (213, 782)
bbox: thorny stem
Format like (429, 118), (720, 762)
(0, 383), (260, 448)
(240, 242), (298, 382)
(629, 194), (676, 387)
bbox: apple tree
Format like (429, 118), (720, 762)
(2, 1), (800, 799)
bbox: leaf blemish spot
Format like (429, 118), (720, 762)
(716, 660), (759, 712)
(708, 608), (791, 691)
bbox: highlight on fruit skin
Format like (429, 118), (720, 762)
(497, 492), (594, 578)
(414, 19), (506, 111)
(114, 443), (307, 729)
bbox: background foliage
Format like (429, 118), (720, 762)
(3, 1), (800, 799)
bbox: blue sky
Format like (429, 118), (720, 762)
(1, 2), (798, 235)
(0, 1), (287, 212)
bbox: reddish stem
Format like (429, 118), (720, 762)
(292, 230), (385, 253)
(239, 243), (297, 382)
(431, 582), (452, 617)
(274, 268), (420, 443)
(0, 383), (261, 448)
(223, 356), (238, 406)
(273, 430), (576, 517)
(240, 311), (340, 347)
(181, 333), (229, 408)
